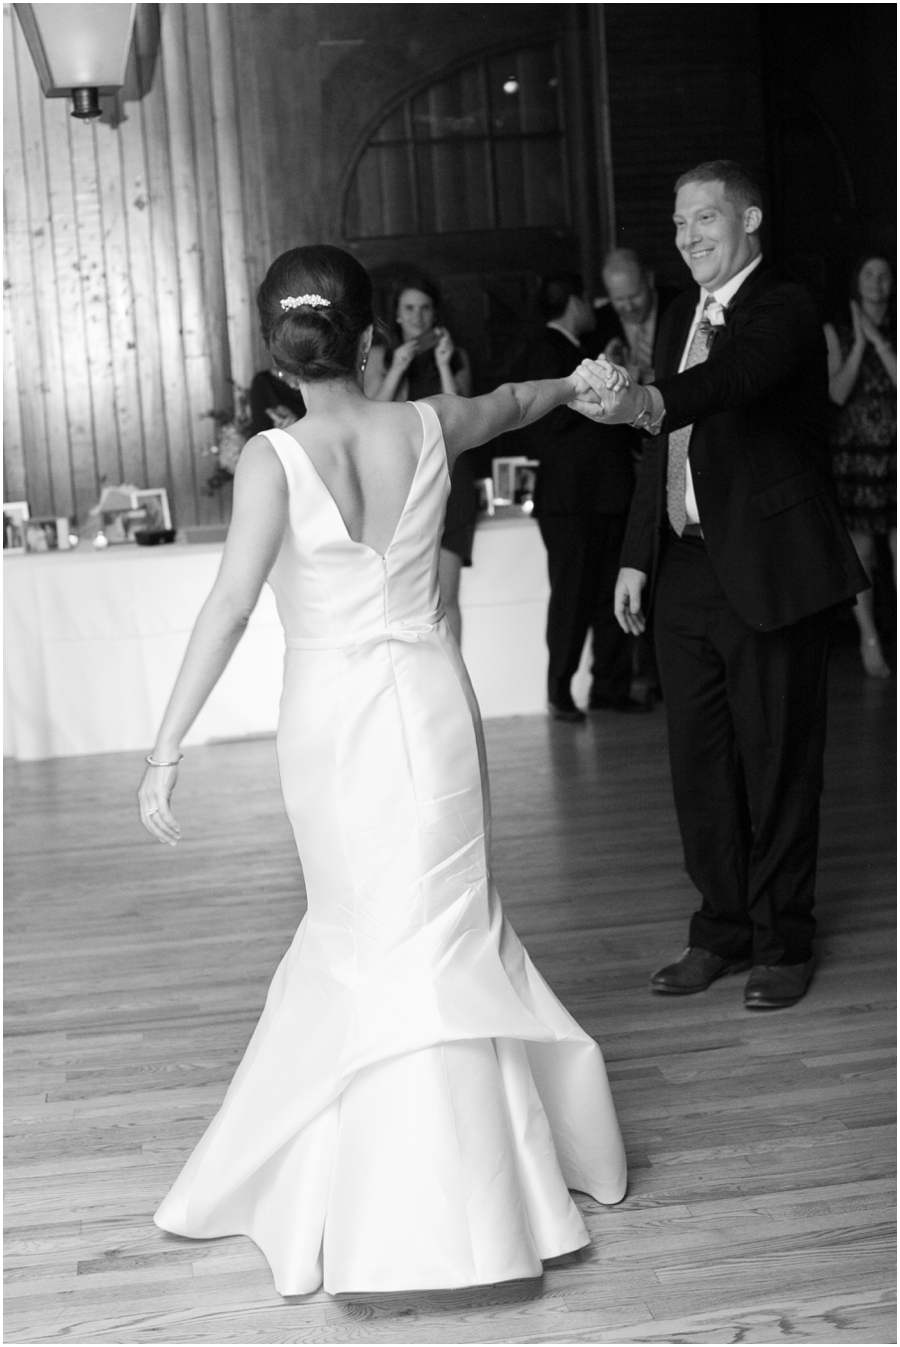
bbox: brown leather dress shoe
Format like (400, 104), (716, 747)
(744, 960), (814, 1009)
(651, 946), (753, 994)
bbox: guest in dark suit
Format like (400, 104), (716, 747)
(573, 161), (868, 1008)
(591, 250), (682, 702)
(592, 249), (681, 387)
(522, 273), (648, 721)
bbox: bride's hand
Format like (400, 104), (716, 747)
(138, 758), (182, 846)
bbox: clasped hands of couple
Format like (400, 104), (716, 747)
(568, 355), (650, 640)
(567, 354), (641, 425)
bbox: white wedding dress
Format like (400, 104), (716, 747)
(154, 402), (627, 1295)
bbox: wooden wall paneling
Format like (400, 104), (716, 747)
(4, 11), (67, 519)
(184, 7), (229, 403)
(140, 5), (195, 529)
(229, 4), (274, 378)
(2, 235), (26, 502)
(207, 4), (256, 399)
(118, 12), (168, 499)
(69, 121), (124, 500)
(2, 11), (42, 510)
(94, 114), (147, 492)
(183, 5), (230, 525)
(41, 105), (100, 524)
(160, 3), (216, 527)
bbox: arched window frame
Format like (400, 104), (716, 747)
(341, 42), (572, 243)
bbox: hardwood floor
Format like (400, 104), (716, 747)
(4, 642), (896, 1345)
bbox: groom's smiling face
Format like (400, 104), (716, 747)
(673, 179), (761, 294)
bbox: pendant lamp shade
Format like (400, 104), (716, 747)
(14, 4), (137, 118)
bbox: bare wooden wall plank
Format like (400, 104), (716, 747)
(140, 4), (195, 527)
(3, 10), (61, 518)
(160, 3), (215, 528)
(42, 104), (99, 523)
(229, 4), (272, 378)
(2, 235), (26, 502)
(70, 121), (123, 496)
(95, 115), (146, 490)
(207, 4), (256, 397)
(185, 7), (230, 406)
(119, 34), (167, 496)
(183, 6), (229, 526)
(2, 15), (32, 507)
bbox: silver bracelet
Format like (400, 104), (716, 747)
(631, 385), (653, 430)
(146, 753), (184, 767)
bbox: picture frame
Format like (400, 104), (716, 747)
(99, 510), (139, 544)
(23, 516), (73, 553)
(132, 488), (171, 532)
(491, 457), (539, 510)
(3, 500), (29, 553)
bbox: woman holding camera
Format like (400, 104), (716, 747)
(366, 273), (476, 641)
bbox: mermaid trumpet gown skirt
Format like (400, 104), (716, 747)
(154, 404), (627, 1294)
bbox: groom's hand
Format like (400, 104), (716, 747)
(614, 567), (648, 635)
(569, 357), (641, 424)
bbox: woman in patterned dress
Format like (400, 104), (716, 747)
(824, 256), (897, 677)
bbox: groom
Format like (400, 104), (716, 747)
(573, 160), (867, 1009)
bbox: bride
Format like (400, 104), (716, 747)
(139, 245), (627, 1297)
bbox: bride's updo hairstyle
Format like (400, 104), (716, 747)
(258, 245), (374, 382)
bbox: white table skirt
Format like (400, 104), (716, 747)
(4, 518), (591, 761)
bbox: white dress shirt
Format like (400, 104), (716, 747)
(680, 254), (763, 524)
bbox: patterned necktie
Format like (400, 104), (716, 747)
(666, 298), (715, 535)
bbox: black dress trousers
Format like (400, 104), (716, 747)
(538, 512), (632, 706)
(653, 533), (832, 966)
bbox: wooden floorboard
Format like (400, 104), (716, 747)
(4, 641), (896, 1345)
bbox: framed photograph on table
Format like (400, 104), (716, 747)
(132, 488), (171, 532)
(3, 501), (29, 553)
(23, 516), (73, 553)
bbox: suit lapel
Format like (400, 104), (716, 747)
(658, 291), (697, 377)
(709, 261), (773, 350)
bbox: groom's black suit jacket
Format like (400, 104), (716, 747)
(620, 263), (866, 630)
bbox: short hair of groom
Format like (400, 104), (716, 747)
(674, 159), (764, 213)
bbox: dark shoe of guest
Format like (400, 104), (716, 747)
(744, 960), (814, 1009)
(651, 946), (753, 994)
(547, 699), (586, 723)
(588, 693), (653, 714)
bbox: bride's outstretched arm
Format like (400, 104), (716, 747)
(137, 437), (287, 845)
(427, 363), (623, 465)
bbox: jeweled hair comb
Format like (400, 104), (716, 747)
(280, 294), (330, 311)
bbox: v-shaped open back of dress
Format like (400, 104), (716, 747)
(154, 400), (627, 1295)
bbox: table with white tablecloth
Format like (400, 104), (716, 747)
(4, 514), (592, 761)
